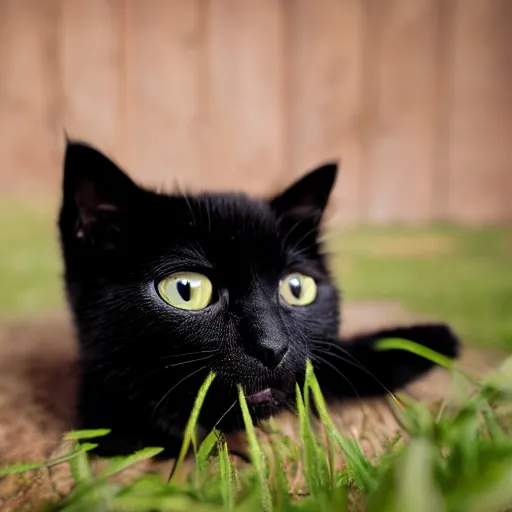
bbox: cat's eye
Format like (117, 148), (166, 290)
(279, 272), (317, 306)
(157, 272), (213, 311)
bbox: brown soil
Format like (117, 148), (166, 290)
(0, 302), (505, 511)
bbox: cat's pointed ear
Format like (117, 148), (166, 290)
(62, 140), (139, 227)
(270, 162), (339, 222)
(61, 140), (141, 246)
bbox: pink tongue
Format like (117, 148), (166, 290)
(247, 388), (272, 405)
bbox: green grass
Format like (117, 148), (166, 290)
(326, 225), (512, 350)
(0, 200), (61, 317)
(2, 346), (512, 512)
(0, 203), (510, 351)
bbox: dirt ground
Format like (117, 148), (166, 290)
(0, 301), (505, 511)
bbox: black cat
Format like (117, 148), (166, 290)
(58, 141), (460, 457)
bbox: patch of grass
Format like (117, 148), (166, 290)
(2, 343), (512, 512)
(0, 200), (61, 317)
(326, 225), (512, 350)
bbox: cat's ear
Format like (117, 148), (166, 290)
(62, 140), (139, 220)
(270, 162), (339, 223)
(61, 140), (141, 245)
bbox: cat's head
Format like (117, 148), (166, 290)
(59, 141), (340, 418)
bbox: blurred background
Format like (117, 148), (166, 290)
(0, 0), (510, 359)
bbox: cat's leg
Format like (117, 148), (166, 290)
(311, 323), (460, 400)
(76, 407), (185, 459)
(75, 372), (186, 458)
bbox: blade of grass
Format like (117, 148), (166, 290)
(100, 447), (165, 478)
(57, 479), (122, 512)
(197, 428), (221, 471)
(374, 338), (454, 370)
(482, 405), (506, 441)
(268, 434), (292, 511)
(295, 381), (332, 501)
(376, 337), (479, 391)
(112, 493), (219, 512)
(0, 443), (98, 477)
(392, 438), (444, 512)
(366, 439), (444, 512)
(218, 439), (235, 510)
(386, 393), (436, 438)
(237, 384), (272, 512)
(69, 449), (93, 483)
(170, 372), (216, 481)
(64, 429), (111, 441)
(304, 360), (377, 493)
(445, 446), (512, 512)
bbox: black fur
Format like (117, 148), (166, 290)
(58, 141), (460, 457)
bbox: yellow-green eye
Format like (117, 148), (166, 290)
(157, 272), (213, 311)
(279, 272), (317, 306)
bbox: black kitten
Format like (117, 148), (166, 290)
(58, 141), (460, 457)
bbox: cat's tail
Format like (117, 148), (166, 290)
(310, 324), (461, 401)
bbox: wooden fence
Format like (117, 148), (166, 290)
(0, 0), (511, 224)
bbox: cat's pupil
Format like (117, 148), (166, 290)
(289, 277), (302, 299)
(176, 279), (191, 301)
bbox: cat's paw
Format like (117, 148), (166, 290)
(314, 322), (462, 400)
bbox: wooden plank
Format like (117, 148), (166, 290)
(205, 0), (286, 194)
(0, 0), (509, 225)
(60, 0), (125, 164)
(122, 0), (206, 190)
(363, 0), (440, 223)
(445, 0), (512, 223)
(0, 0), (60, 197)
(287, 0), (365, 224)
(429, 0), (456, 222)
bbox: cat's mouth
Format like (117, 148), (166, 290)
(247, 388), (273, 405)
(246, 387), (287, 406)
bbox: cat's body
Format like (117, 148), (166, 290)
(58, 141), (460, 457)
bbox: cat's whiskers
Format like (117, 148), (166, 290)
(287, 223), (322, 256)
(311, 338), (397, 399)
(309, 353), (361, 400)
(313, 346), (395, 399)
(139, 354), (218, 386)
(290, 240), (331, 261)
(151, 364), (210, 418)
(312, 338), (369, 370)
(280, 215), (309, 248)
(164, 353), (217, 369)
(313, 337), (385, 375)
(122, 364), (174, 388)
(158, 349), (220, 361)
(214, 398), (238, 428)
(93, 349), (219, 390)
(112, 366), (166, 390)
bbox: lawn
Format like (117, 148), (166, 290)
(0, 200), (62, 316)
(326, 225), (512, 351)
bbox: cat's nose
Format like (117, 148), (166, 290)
(248, 343), (288, 370)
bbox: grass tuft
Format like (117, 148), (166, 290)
(170, 371), (216, 479)
(238, 384), (272, 512)
(2, 343), (512, 511)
